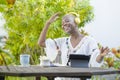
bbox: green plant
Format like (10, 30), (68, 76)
(0, 36), (13, 68)
(103, 47), (120, 70)
(0, 0), (7, 4)
(0, 0), (94, 65)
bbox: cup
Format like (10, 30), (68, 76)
(20, 54), (30, 66)
(39, 56), (50, 67)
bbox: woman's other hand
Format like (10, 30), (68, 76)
(96, 47), (110, 63)
(100, 47), (110, 57)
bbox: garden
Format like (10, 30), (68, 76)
(0, 0), (120, 80)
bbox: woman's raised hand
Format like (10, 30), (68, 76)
(47, 12), (61, 24)
(100, 47), (110, 57)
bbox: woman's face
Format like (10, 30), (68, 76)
(62, 14), (77, 34)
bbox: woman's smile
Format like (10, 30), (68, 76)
(62, 24), (71, 33)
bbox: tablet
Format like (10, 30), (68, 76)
(69, 54), (91, 68)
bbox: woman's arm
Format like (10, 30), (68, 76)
(38, 12), (61, 47)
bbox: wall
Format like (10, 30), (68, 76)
(84, 0), (120, 48)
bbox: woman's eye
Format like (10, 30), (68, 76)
(62, 20), (70, 26)
(63, 24), (67, 26)
(65, 20), (69, 22)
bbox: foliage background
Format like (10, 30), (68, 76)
(0, 0), (94, 65)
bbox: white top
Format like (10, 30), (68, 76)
(45, 36), (103, 67)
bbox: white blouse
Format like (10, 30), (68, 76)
(45, 36), (103, 67)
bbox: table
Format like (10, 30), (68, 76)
(0, 65), (120, 80)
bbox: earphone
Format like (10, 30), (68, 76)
(69, 12), (81, 25)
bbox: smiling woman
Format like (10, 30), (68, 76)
(0, 0), (94, 67)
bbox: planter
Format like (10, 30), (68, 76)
(6, 0), (16, 5)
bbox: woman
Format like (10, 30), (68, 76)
(38, 12), (110, 79)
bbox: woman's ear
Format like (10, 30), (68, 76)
(68, 12), (81, 24)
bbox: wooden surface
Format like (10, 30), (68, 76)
(0, 65), (120, 78)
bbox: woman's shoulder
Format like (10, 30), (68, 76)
(54, 37), (69, 42)
(45, 37), (69, 46)
(84, 36), (97, 43)
(47, 37), (68, 40)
